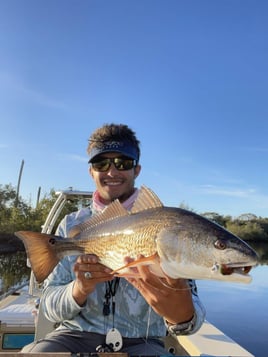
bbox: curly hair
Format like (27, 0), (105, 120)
(87, 123), (141, 162)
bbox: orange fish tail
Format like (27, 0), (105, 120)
(15, 231), (60, 283)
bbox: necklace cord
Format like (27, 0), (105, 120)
(103, 278), (120, 329)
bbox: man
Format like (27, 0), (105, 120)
(24, 123), (205, 355)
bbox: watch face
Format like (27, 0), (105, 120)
(170, 322), (191, 334)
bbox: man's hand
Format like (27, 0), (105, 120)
(72, 254), (114, 306)
(125, 255), (195, 324)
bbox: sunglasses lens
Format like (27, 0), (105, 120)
(91, 158), (136, 172)
(114, 158), (134, 170)
(91, 159), (110, 172)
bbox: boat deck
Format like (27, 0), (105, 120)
(0, 352), (127, 357)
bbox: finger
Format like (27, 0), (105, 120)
(76, 254), (99, 264)
(124, 256), (133, 263)
(76, 254), (113, 274)
(73, 261), (113, 280)
(125, 255), (166, 292)
(77, 268), (114, 282)
(124, 255), (150, 275)
(122, 256), (139, 275)
(126, 277), (143, 291)
(77, 263), (113, 274)
(133, 255), (154, 280)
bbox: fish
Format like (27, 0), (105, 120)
(15, 185), (259, 284)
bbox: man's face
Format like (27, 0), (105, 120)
(89, 152), (141, 204)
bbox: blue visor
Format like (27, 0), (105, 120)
(89, 140), (139, 163)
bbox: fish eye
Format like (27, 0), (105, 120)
(214, 239), (226, 250)
(49, 238), (56, 245)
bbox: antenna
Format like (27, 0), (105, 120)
(15, 159), (24, 206)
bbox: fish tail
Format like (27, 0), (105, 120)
(15, 231), (60, 283)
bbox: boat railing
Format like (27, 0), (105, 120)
(28, 190), (93, 340)
(28, 189), (93, 296)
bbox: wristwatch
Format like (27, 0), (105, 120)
(166, 313), (197, 336)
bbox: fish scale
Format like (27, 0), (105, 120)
(78, 215), (162, 270)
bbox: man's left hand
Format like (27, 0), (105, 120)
(124, 255), (195, 324)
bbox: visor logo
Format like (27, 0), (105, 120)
(104, 141), (124, 149)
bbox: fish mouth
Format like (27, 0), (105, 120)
(220, 263), (253, 276)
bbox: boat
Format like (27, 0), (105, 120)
(0, 189), (254, 356)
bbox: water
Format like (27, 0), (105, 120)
(0, 251), (30, 296)
(0, 243), (267, 357)
(197, 242), (268, 357)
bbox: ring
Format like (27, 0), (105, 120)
(84, 272), (92, 279)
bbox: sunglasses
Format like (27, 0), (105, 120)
(91, 157), (137, 172)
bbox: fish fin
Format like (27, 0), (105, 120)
(68, 225), (81, 239)
(15, 231), (60, 283)
(70, 199), (129, 234)
(112, 253), (164, 277)
(131, 185), (163, 213)
(69, 186), (162, 235)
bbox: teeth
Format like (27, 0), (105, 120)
(104, 181), (122, 185)
(220, 264), (252, 276)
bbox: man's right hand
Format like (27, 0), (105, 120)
(72, 254), (114, 306)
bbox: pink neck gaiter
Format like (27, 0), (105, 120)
(92, 188), (139, 212)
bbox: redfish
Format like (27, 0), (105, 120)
(15, 186), (258, 284)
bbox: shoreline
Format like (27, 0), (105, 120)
(0, 234), (25, 253)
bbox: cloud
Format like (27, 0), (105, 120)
(198, 184), (256, 198)
(197, 184), (268, 210)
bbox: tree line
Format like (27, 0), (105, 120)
(0, 183), (82, 251)
(1, 183), (268, 252)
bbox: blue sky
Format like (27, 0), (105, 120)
(0, 0), (267, 217)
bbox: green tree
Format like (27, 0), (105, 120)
(201, 212), (232, 227)
(226, 220), (268, 241)
(0, 184), (31, 233)
(0, 183), (17, 208)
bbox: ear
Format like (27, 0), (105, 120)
(89, 166), (94, 179)
(134, 164), (141, 178)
